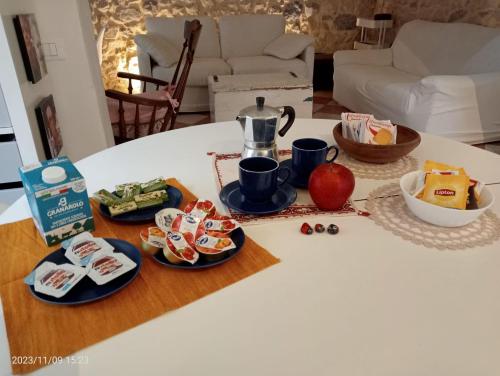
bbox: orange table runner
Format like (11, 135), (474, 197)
(0, 178), (280, 374)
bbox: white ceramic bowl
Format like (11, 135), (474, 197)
(400, 171), (495, 227)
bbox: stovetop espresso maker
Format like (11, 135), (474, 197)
(236, 97), (295, 161)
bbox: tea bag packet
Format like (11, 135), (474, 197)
(421, 173), (470, 209)
(166, 231), (199, 264)
(361, 119), (397, 145)
(466, 179), (485, 209)
(423, 160), (467, 176)
(184, 199), (216, 220)
(195, 234), (236, 254)
(64, 232), (114, 267)
(86, 251), (137, 285)
(341, 113), (374, 142)
(140, 177), (167, 193)
(26, 261), (87, 298)
(204, 218), (240, 235)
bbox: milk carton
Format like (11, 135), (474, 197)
(19, 156), (94, 246)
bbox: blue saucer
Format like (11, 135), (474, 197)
(28, 238), (142, 305)
(219, 180), (297, 215)
(99, 185), (183, 222)
(279, 159), (309, 189)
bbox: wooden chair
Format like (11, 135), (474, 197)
(105, 19), (202, 144)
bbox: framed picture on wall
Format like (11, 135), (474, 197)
(13, 14), (47, 84)
(35, 95), (63, 159)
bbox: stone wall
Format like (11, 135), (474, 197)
(89, 0), (374, 90)
(375, 0), (500, 43)
(89, 0), (500, 90)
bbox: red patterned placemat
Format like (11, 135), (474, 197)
(209, 150), (359, 224)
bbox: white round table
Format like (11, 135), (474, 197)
(1, 119), (500, 376)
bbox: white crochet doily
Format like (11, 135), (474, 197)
(365, 183), (500, 250)
(336, 152), (419, 180)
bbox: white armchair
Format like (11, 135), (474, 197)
(334, 20), (500, 144)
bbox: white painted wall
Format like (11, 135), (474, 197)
(0, 84), (11, 128)
(0, 0), (114, 164)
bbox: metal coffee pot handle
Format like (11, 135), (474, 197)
(277, 106), (295, 137)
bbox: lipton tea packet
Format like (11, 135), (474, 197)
(421, 173), (470, 209)
(86, 251), (137, 285)
(204, 218), (240, 235)
(63, 231), (114, 267)
(165, 231), (199, 264)
(423, 160), (467, 176)
(195, 234), (236, 254)
(184, 199), (216, 219)
(25, 261), (87, 298)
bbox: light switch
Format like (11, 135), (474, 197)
(41, 40), (66, 61)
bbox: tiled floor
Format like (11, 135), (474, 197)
(175, 90), (348, 128)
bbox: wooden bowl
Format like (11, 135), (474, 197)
(333, 123), (421, 164)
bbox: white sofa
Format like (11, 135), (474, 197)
(137, 15), (314, 112)
(334, 20), (500, 144)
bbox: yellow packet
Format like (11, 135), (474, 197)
(421, 174), (470, 209)
(423, 160), (467, 176)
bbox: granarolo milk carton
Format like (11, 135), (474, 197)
(19, 156), (94, 246)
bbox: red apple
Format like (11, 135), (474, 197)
(308, 162), (355, 210)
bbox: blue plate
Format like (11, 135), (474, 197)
(219, 180), (297, 215)
(99, 185), (183, 222)
(28, 238), (142, 305)
(152, 228), (245, 269)
(280, 159), (309, 189)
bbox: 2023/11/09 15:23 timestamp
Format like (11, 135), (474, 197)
(11, 355), (89, 365)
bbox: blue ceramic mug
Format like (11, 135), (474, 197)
(292, 138), (338, 180)
(239, 157), (290, 202)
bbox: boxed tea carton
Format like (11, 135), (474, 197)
(19, 156), (94, 246)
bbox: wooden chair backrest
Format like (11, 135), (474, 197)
(107, 19), (203, 142)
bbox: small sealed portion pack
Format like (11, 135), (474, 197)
(421, 174), (470, 209)
(86, 251), (137, 285)
(19, 156), (94, 246)
(27, 261), (87, 298)
(63, 232), (114, 267)
(341, 113), (397, 145)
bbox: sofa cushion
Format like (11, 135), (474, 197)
(393, 20), (500, 76)
(226, 55), (308, 77)
(334, 64), (420, 122)
(153, 57), (231, 87)
(145, 16), (221, 58)
(134, 34), (180, 67)
(219, 15), (285, 59)
(264, 33), (314, 59)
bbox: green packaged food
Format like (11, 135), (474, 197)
(108, 201), (138, 216)
(136, 198), (164, 209)
(121, 184), (141, 202)
(134, 190), (167, 203)
(141, 178), (167, 193)
(93, 189), (121, 207)
(115, 182), (139, 197)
